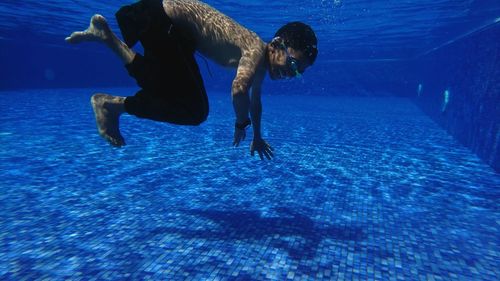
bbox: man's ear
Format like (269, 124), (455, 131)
(270, 36), (284, 48)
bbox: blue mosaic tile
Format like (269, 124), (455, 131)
(0, 91), (499, 280)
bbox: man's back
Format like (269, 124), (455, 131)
(163, 0), (266, 68)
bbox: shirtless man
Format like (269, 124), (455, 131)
(66, 0), (318, 160)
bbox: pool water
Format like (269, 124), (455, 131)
(1, 89), (498, 280)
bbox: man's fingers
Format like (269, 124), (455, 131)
(263, 150), (272, 160)
(265, 148), (274, 159)
(264, 142), (273, 152)
(258, 151), (264, 160)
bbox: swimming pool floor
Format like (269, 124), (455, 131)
(0, 88), (499, 280)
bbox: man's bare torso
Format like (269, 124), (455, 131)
(163, 0), (266, 75)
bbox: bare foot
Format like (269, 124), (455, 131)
(65, 14), (111, 44)
(91, 94), (126, 147)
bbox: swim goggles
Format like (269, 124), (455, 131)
(279, 41), (302, 78)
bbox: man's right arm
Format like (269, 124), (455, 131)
(231, 46), (264, 123)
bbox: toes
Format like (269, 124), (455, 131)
(104, 134), (125, 147)
(114, 135), (126, 147)
(65, 31), (84, 43)
(65, 31), (97, 44)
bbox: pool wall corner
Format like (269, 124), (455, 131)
(412, 23), (500, 172)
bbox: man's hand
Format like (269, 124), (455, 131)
(233, 128), (246, 147)
(250, 138), (274, 160)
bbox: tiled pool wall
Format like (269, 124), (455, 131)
(303, 60), (412, 97)
(411, 23), (500, 172)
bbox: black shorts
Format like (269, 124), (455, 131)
(116, 0), (209, 125)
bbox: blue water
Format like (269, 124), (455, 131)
(1, 0), (500, 280)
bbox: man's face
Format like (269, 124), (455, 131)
(268, 43), (311, 80)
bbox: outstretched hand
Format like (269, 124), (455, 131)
(250, 138), (274, 160)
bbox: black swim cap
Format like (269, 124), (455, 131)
(274, 22), (318, 64)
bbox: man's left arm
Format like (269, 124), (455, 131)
(249, 76), (273, 160)
(250, 81), (262, 140)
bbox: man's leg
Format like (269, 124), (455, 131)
(66, 14), (132, 147)
(66, 14), (135, 64)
